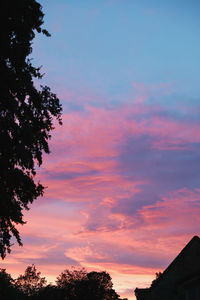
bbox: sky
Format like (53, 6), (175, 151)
(1, 1), (200, 299)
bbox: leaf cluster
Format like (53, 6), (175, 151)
(0, 0), (62, 258)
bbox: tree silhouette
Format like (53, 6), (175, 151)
(15, 265), (47, 297)
(56, 268), (88, 288)
(0, 268), (15, 298)
(151, 271), (163, 287)
(0, 0), (62, 258)
(0, 266), (127, 300)
(0, 268), (26, 299)
(56, 268), (127, 300)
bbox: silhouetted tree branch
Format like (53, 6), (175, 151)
(0, 0), (62, 258)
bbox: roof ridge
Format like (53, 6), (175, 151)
(163, 235), (200, 275)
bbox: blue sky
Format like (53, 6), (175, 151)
(33, 0), (200, 101)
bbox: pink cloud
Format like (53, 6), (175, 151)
(47, 103), (200, 162)
(2, 83), (200, 299)
(30, 100), (200, 210)
(139, 188), (200, 234)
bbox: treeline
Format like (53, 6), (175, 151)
(0, 265), (128, 300)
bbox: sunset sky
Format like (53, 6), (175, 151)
(1, 1), (200, 299)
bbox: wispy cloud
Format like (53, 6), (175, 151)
(2, 82), (200, 298)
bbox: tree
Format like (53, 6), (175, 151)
(0, 0), (62, 258)
(87, 271), (113, 290)
(56, 268), (88, 299)
(15, 264), (47, 297)
(0, 268), (15, 298)
(56, 268), (126, 300)
(56, 268), (88, 288)
(151, 271), (163, 288)
(37, 284), (64, 300)
(0, 268), (26, 299)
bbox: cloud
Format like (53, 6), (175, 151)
(3, 83), (200, 298)
(32, 88), (200, 271)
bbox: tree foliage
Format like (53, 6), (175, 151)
(0, 268), (15, 298)
(0, 266), (128, 300)
(56, 268), (88, 288)
(56, 268), (126, 300)
(151, 271), (163, 288)
(0, 268), (26, 299)
(15, 265), (47, 296)
(0, 0), (62, 258)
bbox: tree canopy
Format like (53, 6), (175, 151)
(15, 265), (47, 296)
(0, 0), (62, 258)
(56, 268), (126, 300)
(0, 266), (128, 300)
